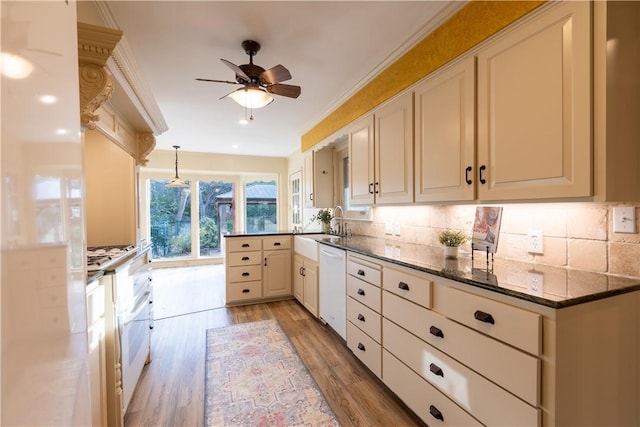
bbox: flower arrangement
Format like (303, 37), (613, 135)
(438, 229), (468, 247)
(311, 208), (333, 225)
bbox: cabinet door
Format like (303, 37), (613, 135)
(303, 150), (314, 208)
(293, 255), (304, 302)
(348, 114), (375, 205)
(263, 250), (292, 298)
(374, 91), (414, 204)
(477, 1), (591, 200)
(415, 57), (475, 202)
(303, 148), (334, 208)
(303, 259), (318, 317)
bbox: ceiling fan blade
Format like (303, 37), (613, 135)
(218, 88), (237, 100)
(267, 84), (301, 99)
(260, 64), (291, 85)
(220, 58), (250, 82)
(196, 78), (240, 85)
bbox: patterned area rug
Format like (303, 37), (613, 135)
(205, 319), (341, 426)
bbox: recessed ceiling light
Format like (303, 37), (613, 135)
(0, 52), (33, 79)
(239, 118), (248, 125)
(40, 95), (57, 104)
(232, 144), (239, 149)
(55, 128), (68, 135)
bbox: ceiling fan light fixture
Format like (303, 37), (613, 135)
(229, 86), (273, 109)
(166, 145), (189, 188)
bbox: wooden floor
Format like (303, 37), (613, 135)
(125, 266), (424, 427)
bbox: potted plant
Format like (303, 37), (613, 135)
(311, 209), (333, 233)
(438, 229), (468, 258)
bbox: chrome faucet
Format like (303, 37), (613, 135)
(333, 205), (344, 235)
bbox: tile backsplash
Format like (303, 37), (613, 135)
(345, 203), (640, 278)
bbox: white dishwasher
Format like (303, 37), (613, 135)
(319, 244), (346, 340)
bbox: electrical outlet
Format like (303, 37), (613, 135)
(613, 207), (636, 234)
(527, 271), (544, 296)
(527, 230), (544, 254)
(393, 223), (401, 236)
(385, 223), (392, 235)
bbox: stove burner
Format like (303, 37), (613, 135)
(87, 245), (136, 271)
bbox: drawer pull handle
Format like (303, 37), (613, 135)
(357, 288), (365, 296)
(398, 281), (410, 291)
(242, 289), (250, 293)
(241, 256), (250, 261)
(429, 363), (444, 377)
(474, 310), (495, 324)
(465, 166), (473, 185)
(357, 269), (365, 276)
(429, 325), (444, 338)
(357, 314), (365, 322)
(264, 257), (267, 267)
(357, 342), (366, 351)
(273, 242), (281, 246)
(241, 272), (250, 276)
(242, 243), (250, 248)
(479, 165), (487, 184)
(429, 405), (444, 421)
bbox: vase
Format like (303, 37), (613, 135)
(444, 246), (459, 259)
(323, 222), (331, 234)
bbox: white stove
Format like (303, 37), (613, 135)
(87, 245), (136, 272)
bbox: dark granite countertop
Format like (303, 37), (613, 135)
(314, 235), (640, 309)
(223, 230), (317, 237)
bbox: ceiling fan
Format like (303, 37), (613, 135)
(196, 40), (301, 109)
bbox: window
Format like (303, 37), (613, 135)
(244, 180), (277, 232)
(199, 180), (234, 256)
(290, 171), (302, 228)
(149, 180), (192, 258)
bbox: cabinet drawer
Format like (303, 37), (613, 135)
(262, 236), (291, 250)
(228, 265), (262, 283)
(438, 286), (541, 355)
(347, 275), (381, 312)
(347, 321), (381, 378)
(347, 259), (381, 287)
(347, 297), (381, 343)
(384, 291), (539, 406)
(383, 350), (482, 427)
(226, 281), (262, 302)
(227, 251), (262, 266)
(226, 238), (262, 252)
(384, 319), (539, 426)
(383, 267), (432, 308)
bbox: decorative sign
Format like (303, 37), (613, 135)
(472, 206), (503, 254)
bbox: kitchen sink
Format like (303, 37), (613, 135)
(294, 234), (341, 261)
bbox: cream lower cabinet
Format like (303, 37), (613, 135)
(293, 254), (319, 316)
(225, 236), (292, 304)
(345, 255), (640, 427)
(86, 279), (107, 427)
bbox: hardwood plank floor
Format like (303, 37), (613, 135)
(125, 267), (424, 427)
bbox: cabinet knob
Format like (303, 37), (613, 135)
(357, 342), (366, 351)
(429, 363), (444, 377)
(479, 165), (487, 184)
(465, 166), (473, 185)
(474, 310), (495, 324)
(398, 281), (410, 291)
(429, 325), (444, 338)
(357, 288), (365, 296)
(357, 314), (365, 322)
(357, 269), (365, 276)
(429, 405), (444, 421)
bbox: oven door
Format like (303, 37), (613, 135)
(119, 287), (152, 411)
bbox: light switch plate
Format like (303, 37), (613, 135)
(527, 271), (544, 296)
(613, 207), (636, 234)
(527, 230), (544, 254)
(385, 223), (392, 235)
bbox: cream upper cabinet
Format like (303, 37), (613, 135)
(348, 114), (375, 205)
(414, 56), (476, 202)
(349, 91), (414, 206)
(303, 147), (334, 208)
(476, 1), (592, 200)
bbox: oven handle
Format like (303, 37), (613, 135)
(122, 290), (152, 326)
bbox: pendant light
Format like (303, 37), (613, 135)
(166, 145), (189, 188)
(228, 84), (273, 109)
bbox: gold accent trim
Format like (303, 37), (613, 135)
(301, 0), (544, 152)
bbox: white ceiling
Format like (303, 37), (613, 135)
(79, 1), (464, 158)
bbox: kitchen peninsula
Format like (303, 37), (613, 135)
(225, 231), (640, 426)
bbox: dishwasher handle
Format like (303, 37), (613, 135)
(320, 249), (344, 259)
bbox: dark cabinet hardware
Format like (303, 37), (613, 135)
(369, 183), (374, 194)
(241, 256), (250, 261)
(374, 182), (379, 194)
(242, 289), (250, 293)
(474, 310), (495, 324)
(310, 193), (313, 201)
(429, 325), (444, 338)
(357, 314), (365, 322)
(479, 165), (487, 184)
(398, 281), (410, 291)
(242, 243), (250, 248)
(429, 363), (444, 377)
(429, 405), (444, 421)
(357, 269), (365, 276)
(357, 342), (366, 351)
(357, 288), (365, 296)
(465, 166), (473, 185)
(264, 257), (267, 267)
(299, 267), (303, 276)
(273, 242), (281, 246)
(241, 272), (250, 276)
(149, 325), (154, 330)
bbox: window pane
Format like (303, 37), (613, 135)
(245, 180), (277, 232)
(199, 180), (234, 256)
(149, 180), (191, 258)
